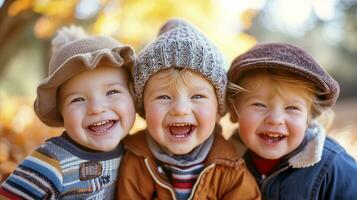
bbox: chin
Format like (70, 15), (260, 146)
(94, 144), (117, 152)
(262, 153), (283, 160)
(170, 148), (192, 155)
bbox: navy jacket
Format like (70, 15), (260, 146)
(231, 124), (357, 200)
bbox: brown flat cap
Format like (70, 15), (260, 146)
(228, 42), (339, 107)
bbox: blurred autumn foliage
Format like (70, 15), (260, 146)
(1, 0), (357, 183)
(0, 97), (61, 182)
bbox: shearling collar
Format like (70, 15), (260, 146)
(288, 123), (325, 168)
(230, 122), (326, 169)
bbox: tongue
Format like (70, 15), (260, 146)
(88, 121), (115, 133)
(169, 125), (191, 135)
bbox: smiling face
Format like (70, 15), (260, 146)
(229, 73), (313, 159)
(59, 66), (135, 152)
(143, 69), (219, 155)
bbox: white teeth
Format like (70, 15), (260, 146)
(92, 120), (110, 126)
(173, 134), (188, 138)
(262, 132), (283, 138)
(169, 123), (191, 127)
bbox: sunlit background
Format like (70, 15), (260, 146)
(1, 0), (357, 182)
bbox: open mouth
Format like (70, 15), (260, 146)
(87, 120), (117, 135)
(168, 123), (195, 139)
(258, 132), (286, 143)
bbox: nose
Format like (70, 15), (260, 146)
(170, 98), (190, 116)
(264, 108), (285, 126)
(87, 99), (106, 115)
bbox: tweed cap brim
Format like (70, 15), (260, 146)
(34, 36), (135, 127)
(228, 43), (339, 107)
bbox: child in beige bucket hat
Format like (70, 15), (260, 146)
(0, 26), (136, 199)
(227, 42), (357, 199)
(117, 18), (260, 199)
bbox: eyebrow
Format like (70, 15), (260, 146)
(243, 94), (307, 105)
(285, 98), (306, 106)
(241, 94), (263, 100)
(149, 85), (213, 93)
(60, 91), (81, 101)
(105, 82), (128, 88)
(61, 82), (127, 97)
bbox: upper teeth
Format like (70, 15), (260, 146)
(262, 132), (283, 138)
(92, 120), (110, 126)
(169, 123), (191, 127)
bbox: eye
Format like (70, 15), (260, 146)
(157, 95), (170, 100)
(286, 106), (300, 111)
(107, 89), (120, 96)
(192, 94), (205, 99)
(70, 97), (85, 103)
(252, 103), (266, 108)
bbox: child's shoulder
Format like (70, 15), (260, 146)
(122, 130), (152, 158)
(122, 130), (146, 147)
(35, 136), (67, 159)
(322, 136), (356, 166)
(324, 136), (348, 155)
(37, 134), (81, 160)
(206, 134), (245, 166)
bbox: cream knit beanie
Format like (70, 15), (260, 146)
(134, 18), (227, 116)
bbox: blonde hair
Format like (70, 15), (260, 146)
(152, 68), (212, 93)
(227, 69), (334, 128)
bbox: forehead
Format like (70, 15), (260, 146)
(146, 69), (214, 90)
(240, 73), (312, 100)
(60, 66), (129, 92)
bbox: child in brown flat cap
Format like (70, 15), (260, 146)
(117, 18), (260, 200)
(227, 42), (357, 199)
(0, 26), (136, 199)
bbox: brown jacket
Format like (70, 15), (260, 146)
(117, 129), (261, 200)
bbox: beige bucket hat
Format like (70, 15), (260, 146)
(34, 26), (135, 127)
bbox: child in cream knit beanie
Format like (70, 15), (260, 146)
(117, 18), (260, 200)
(133, 18), (227, 117)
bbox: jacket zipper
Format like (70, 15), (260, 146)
(187, 164), (216, 200)
(144, 158), (177, 200)
(261, 166), (290, 195)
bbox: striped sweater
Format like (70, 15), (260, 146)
(0, 132), (124, 200)
(162, 163), (204, 200)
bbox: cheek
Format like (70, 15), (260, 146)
(238, 118), (253, 135)
(237, 112), (260, 134)
(145, 103), (164, 127)
(195, 105), (219, 128)
(116, 98), (135, 115)
(199, 105), (216, 117)
(61, 106), (83, 128)
(289, 117), (308, 137)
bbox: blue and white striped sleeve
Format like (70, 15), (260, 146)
(0, 150), (63, 200)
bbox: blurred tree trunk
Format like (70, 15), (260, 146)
(0, 0), (39, 76)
